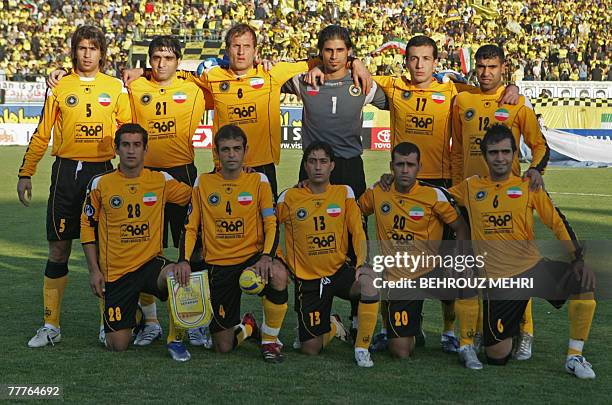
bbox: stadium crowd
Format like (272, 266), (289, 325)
(1, 0), (610, 81)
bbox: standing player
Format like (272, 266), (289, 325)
(276, 141), (379, 367)
(451, 44), (551, 359)
(18, 25), (131, 348)
(359, 142), (470, 361)
(81, 124), (193, 355)
(128, 35), (210, 350)
(283, 24), (387, 339)
(180, 124), (289, 363)
(123, 24), (371, 198)
(449, 125), (596, 378)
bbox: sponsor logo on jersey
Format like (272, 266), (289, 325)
(98, 93), (111, 107)
(465, 108), (475, 121)
(66, 95), (78, 107)
(75, 122), (103, 140)
(228, 103), (257, 122)
(208, 193), (220, 206)
(402, 91), (411, 100)
(143, 192), (157, 206)
(326, 204), (341, 217)
(306, 85), (319, 96)
(237, 192), (253, 205)
(494, 108), (510, 121)
(172, 91), (187, 103)
(409, 206), (424, 220)
(250, 77), (264, 89)
(349, 84), (361, 96)
(220, 81), (230, 92)
(405, 114), (434, 135)
(476, 190), (487, 201)
(506, 187), (522, 198)
(140, 94), (152, 105)
(110, 195), (123, 209)
(380, 202), (391, 215)
(482, 211), (513, 233)
(296, 208), (308, 220)
(84, 204), (95, 217)
(120, 221), (150, 240)
(432, 92), (446, 104)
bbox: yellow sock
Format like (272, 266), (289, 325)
(166, 302), (184, 343)
(477, 298), (483, 334)
(355, 302), (379, 350)
(43, 275), (68, 328)
(442, 300), (456, 332)
(261, 297), (287, 344)
(323, 322), (337, 348)
(455, 297), (479, 347)
(99, 298), (105, 328)
(567, 298), (596, 356)
(234, 323), (253, 347)
(520, 298), (534, 336)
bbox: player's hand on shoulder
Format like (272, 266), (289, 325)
(257, 58), (276, 72)
(242, 166), (256, 173)
(17, 177), (32, 207)
(351, 59), (373, 95)
(523, 168), (544, 192)
(498, 84), (520, 105)
(47, 68), (67, 88)
(174, 261), (192, 287)
(122, 67), (145, 86)
(374, 173), (394, 192)
(304, 66), (323, 89)
(294, 179), (309, 189)
(89, 268), (105, 298)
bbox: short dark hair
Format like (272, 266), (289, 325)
(115, 124), (148, 149)
(391, 142), (421, 163)
(405, 35), (438, 62)
(225, 23), (257, 48)
(148, 35), (182, 60)
(317, 25), (353, 53)
(71, 25), (107, 70)
(214, 124), (247, 150)
(480, 124), (516, 155)
(475, 44), (505, 63)
(303, 141), (335, 162)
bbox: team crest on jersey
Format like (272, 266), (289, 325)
(475, 190), (487, 201)
(296, 208), (308, 220)
(494, 108), (510, 121)
(84, 204), (95, 217)
(402, 91), (412, 100)
(380, 202), (391, 215)
(349, 84), (361, 96)
(220, 81), (230, 92)
(140, 94), (152, 105)
(465, 108), (475, 121)
(208, 193), (220, 206)
(98, 93), (111, 107)
(109, 195), (123, 209)
(65, 95), (78, 107)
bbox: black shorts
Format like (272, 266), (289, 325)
(253, 163), (278, 201)
(483, 259), (591, 346)
(385, 300), (424, 338)
(294, 263), (357, 342)
(206, 254), (261, 334)
(299, 155), (366, 199)
(46, 157), (112, 241)
(147, 163), (197, 248)
(103, 256), (170, 333)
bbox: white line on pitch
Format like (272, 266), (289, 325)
(548, 192), (612, 197)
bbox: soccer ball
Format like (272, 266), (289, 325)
(239, 268), (264, 295)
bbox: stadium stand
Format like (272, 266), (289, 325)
(1, 0), (610, 81)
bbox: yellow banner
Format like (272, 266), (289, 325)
(532, 98), (612, 129)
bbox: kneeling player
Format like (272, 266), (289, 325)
(276, 141), (379, 367)
(179, 125), (289, 363)
(449, 124), (597, 378)
(81, 124), (193, 354)
(359, 142), (470, 361)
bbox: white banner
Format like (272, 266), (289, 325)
(517, 81), (612, 99)
(0, 123), (37, 145)
(0, 81), (47, 103)
(543, 129), (612, 163)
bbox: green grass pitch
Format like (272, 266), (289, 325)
(1, 147), (611, 403)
